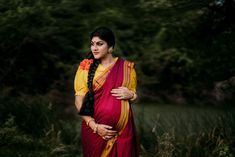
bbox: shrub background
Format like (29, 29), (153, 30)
(0, 0), (235, 156)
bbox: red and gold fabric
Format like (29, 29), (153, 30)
(74, 58), (138, 157)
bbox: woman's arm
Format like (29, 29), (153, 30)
(75, 95), (117, 140)
(110, 87), (138, 102)
(110, 62), (138, 102)
(75, 95), (95, 128)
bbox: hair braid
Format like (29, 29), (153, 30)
(79, 58), (100, 116)
(88, 59), (100, 90)
(86, 59), (100, 115)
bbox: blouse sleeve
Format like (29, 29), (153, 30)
(129, 64), (137, 93)
(74, 66), (89, 96)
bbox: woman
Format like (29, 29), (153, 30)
(74, 26), (139, 157)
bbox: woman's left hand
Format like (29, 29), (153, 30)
(111, 87), (133, 100)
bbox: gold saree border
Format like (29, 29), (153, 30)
(93, 59), (117, 91)
(101, 61), (133, 157)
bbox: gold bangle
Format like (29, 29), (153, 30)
(86, 118), (95, 126)
(130, 91), (136, 101)
(93, 124), (98, 133)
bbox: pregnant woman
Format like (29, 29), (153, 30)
(74, 26), (139, 157)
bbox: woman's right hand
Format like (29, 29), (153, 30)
(97, 124), (117, 140)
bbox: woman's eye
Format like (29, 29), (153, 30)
(90, 42), (104, 47)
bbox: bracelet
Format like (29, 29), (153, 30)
(93, 124), (98, 133)
(130, 91), (137, 101)
(86, 118), (95, 127)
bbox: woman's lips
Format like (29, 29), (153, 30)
(93, 52), (99, 55)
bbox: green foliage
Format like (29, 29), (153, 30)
(0, 95), (82, 157)
(213, 145), (233, 157)
(0, 0), (234, 103)
(0, 0), (235, 155)
(133, 104), (235, 157)
(1, 95), (235, 156)
(0, 0), (83, 94)
(0, 116), (82, 157)
(0, 95), (55, 136)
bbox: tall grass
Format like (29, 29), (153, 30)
(1, 94), (234, 157)
(0, 95), (83, 157)
(133, 104), (235, 157)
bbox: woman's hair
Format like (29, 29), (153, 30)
(86, 27), (115, 116)
(90, 26), (115, 48)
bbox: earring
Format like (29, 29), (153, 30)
(108, 47), (113, 53)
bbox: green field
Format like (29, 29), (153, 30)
(133, 104), (235, 157)
(1, 102), (235, 157)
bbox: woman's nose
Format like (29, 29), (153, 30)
(92, 45), (98, 50)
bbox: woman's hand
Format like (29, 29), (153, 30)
(97, 124), (117, 140)
(111, 87), (134, 100)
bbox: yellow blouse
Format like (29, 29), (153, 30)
(74, 58), (137, 96)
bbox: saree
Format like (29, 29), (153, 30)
(80, 58), (139, 157)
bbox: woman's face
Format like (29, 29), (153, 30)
(91, 36), (110, 59)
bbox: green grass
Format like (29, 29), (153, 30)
(133, 104), (235, 157)
(1, 98), (235, 157)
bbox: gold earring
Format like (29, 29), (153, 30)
(108, 47), (113, 53)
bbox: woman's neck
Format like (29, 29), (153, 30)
(100, 54), (115, 68)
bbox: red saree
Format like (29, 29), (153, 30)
(81, 58), (139, 157)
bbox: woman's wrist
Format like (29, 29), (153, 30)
(129, 91), (137, 101)
(130, 91), (134, 99)
(88, 120), (98, 133)
(93, 123), (98, 133)
(86, 118), (95, 126)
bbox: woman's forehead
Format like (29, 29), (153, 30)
(91, 36), (105, 42)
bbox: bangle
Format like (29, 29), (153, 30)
(93, 124), (98, 133)
(86, 118), (95, 126)
(130, 91), (137, 101)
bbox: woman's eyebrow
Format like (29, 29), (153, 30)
(91, 41), (104, 45)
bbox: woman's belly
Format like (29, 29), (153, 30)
(94, 97), (121, 129)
